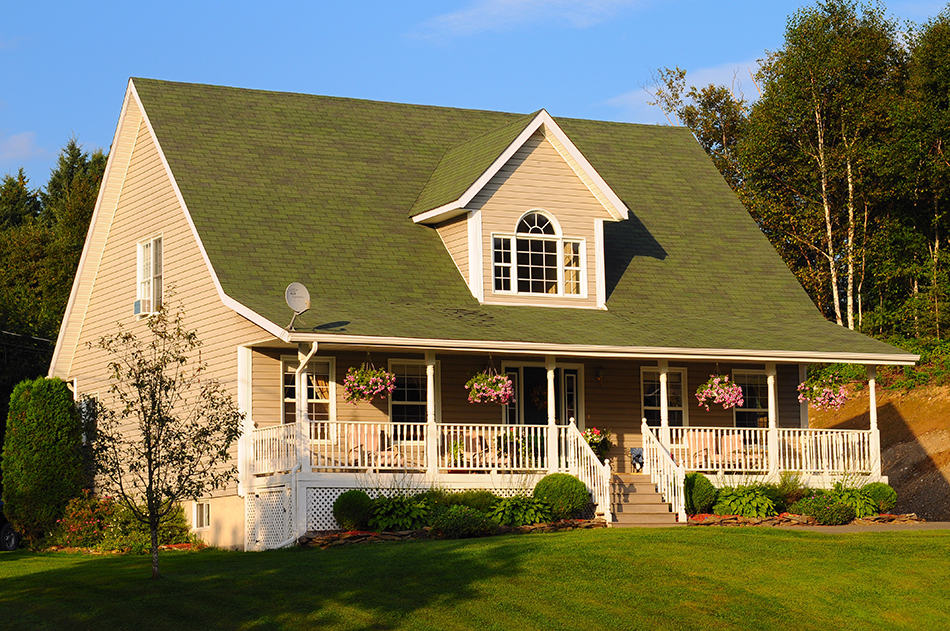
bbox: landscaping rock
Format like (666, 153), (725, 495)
(688, 512), (924, 527)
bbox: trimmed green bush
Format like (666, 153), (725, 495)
(489, 494), (551, 526)
(98, 502), (194, 554)
(759, 484), (788, 513)
(814, 501), (856, 526)
(2, 377), (86, 543)
(863, 482), (897, 513)
(712, 485), (777, 518)
(533, 473), (589, 520)
(332, 490), (373, 531)
(431, 505), (498, 538)
(684, 473), (717, 515)
(369, 494), (429, 531)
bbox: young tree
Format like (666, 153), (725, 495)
(0, 169), (41, 229)
(92, 304), (243, 578)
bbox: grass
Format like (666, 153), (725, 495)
(2, 528), (949, 630)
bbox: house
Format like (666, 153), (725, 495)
(49, 78), (917, 550)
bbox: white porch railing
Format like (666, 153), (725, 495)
(250, 423), (297, 475)
(642, 420), (687, 521)
(558, 420), (612, 521)
(668, 426), (769, 473)
(435, 423), (548, 471)
(308, 420), (428, 472)
(777, 428), (873, 474)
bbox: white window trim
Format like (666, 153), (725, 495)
(135, 234), (163, 316)
(193, 500), (211, 531)
(640, 366), (689, 427)
(499, 361), (585, 428)
(388, 359), (441, 440)
(489, 209), (588, 299)
(280, 355), (337, 430)
(732, 369), (769, 428)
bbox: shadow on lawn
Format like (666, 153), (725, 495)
(0, 536), (533, 630)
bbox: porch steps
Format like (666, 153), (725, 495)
(609, 473), (683, 528)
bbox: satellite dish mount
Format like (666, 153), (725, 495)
(285, 282), (311, 331)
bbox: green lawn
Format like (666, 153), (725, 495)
(2, 528), (949, 630)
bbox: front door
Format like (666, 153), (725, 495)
(504, 365), (581, 426)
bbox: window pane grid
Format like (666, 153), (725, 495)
(641, 369), (686, 427)
(391, 363), (427, 434)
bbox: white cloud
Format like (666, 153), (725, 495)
(414, 0), (644, 39)
(606, 59), (761, 125)
(0, 132), (47, 162)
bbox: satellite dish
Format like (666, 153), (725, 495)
(285, 282), (311, 330)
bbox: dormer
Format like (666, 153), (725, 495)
(412, 110), (628, 309)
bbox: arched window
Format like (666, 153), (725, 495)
(491, 211), (584, 297)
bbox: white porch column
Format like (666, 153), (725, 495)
(658, 359), (670, 446)
(798, 363), (809, 428)
(425, 351), (438, 477)
(868, 365), (882, 478)
(236, 345), (253, 496)
(546, 355), (558, 473)
(766, 362), (779, 476)
(295, 342), (318, 469)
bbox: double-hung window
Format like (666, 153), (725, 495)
(733, 371), (769, 428)
(282, 358), (334, 440)
(641, 367), (687, 427)
(492, 211), (584, 297)
(136, 236), (163, 314)
(390, 361), (435, 441)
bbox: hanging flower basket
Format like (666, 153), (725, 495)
(464, 371), (515, 405)
(582, 426), (613, 461)
(797, 373), (848, 410)
(695, 374), (744, 411)
(342, 363), (396, 404)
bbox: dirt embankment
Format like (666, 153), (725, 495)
(811, 385), (950, 520)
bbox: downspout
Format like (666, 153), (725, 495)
(290, 342), (318, 546)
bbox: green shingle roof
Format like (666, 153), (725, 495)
(131, 78), (913, 362)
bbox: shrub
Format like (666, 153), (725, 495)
(1, 377), (87, 544)
(828, 482), (878, 518)
(533, 473), (589, 520)
(98, 502), (194, 554)
(51, 490), (115, 548)
(863, 482), (897, 513)
(423, 489), (499, 515)
(489, 494), (551, 526)
(684, 473), (717, 515)
(712, 485), (776, 518)
(431, 505), (498, 538)
(814, 501), (856, 526)
(759, 484), (788, 513)
(369, 494), (428, 531)
(332, 490), (373, 531)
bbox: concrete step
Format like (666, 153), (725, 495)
(612, 512), (679, 525)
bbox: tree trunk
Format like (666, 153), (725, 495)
(814, 100), (843, 325)
(844, 147), (856, 330)
(151, 523), (160, 579)
(858, 202), (868, 330)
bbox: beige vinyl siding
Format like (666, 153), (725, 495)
(470, 131), (610, 308)
(252, 348), (283, 427)
(51, 95), (144, 377)
(435, 214), (469, 284)
(61, 118), (273, 500)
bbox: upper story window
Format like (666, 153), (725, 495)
(491, 211), (585, 297)
(136, 236), (163, 315)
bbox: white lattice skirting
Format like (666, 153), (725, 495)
(245, 486), (293, 551)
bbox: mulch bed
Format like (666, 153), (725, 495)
(44, 542), (207, 554)
(687, 512), (924, 527)
(299, 518), (607, 549)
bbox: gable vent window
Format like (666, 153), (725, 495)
(135, 236), (163, 315)
(492, 211), (584, 297)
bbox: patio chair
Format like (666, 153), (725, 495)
(718, 433), (745, 470)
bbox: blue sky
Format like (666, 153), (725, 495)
(1, 0), (945, 186)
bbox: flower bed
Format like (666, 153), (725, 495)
(688, 512), (923, 527)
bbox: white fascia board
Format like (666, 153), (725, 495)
(128, 80), (290, 344)
(412, 110), (628, 225)
(49, 84), (135, 377)
(284, 331), (919, 366)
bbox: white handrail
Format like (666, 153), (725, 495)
(249, 423), (297, 475)
(777, 428), (873, 474)
(668, 426), (769, 473)
(561, 420), (612, 522)
(642, 419), (686, 521)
